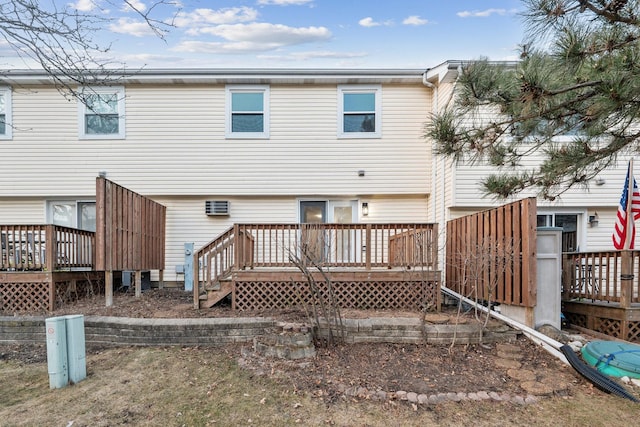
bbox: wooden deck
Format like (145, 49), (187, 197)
(1, 177), (166, 312)
(0, 224), (101, 311)
(194, 223), (441, 311)
(562, 251), (640, 342)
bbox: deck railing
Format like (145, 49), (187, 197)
(194, 223), (438, 301)
(562, 250), (640, 305)
(0, 224), (95, 271)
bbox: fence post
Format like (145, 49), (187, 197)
(45, 225), (56, 272)
(432, 223), (438, 271)
(192, 247), (200, 310)
(620, 250), (633, 309)
(233, 224), (240, 269)
(561, 254), (572, 301)
(365, 224), (371, 270)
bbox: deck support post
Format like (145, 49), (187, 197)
(158, 270), (164, 289)
(105, 270), (113, 307)
(135, 270), (142, 298)
(620, 250), (633, 309)
(47, 272), (55, 311)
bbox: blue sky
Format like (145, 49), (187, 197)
(10, 0), (526, 69)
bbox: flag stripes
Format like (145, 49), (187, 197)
(613, 161), (640, 250)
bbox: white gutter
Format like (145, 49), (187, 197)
(422, 72), (435, 88)
(441, 286), (569, 365)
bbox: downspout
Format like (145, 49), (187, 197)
(422, 73), (437, 224)
(443, 65), (463, 226)
(442, 286), (569, 365)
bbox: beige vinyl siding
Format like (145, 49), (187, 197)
(5, 87), (97, 196)
(154, 195), (429, 282)
(453, 150), (628, 209)
(585, 208), (617, 251)
(2, 83), (431, 198)
(0, 198), (46, 223)
(360, 196), (429, 223)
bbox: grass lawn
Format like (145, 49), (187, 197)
(2, 345), (640, 426)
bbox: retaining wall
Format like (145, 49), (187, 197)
(0, 316), (276, 347)
(0, 316), (520, 347)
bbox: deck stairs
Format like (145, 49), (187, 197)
(199, 277), (234, 309)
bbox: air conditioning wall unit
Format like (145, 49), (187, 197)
(205, 200), (230, 216)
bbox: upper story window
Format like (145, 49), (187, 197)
(226, 85), (269, 139)
(0, 87), (12, 139)
(338, 85), (381, 138)
(78, 86), (125, 139)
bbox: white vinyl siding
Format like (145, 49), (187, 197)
(78, 86), (125, 139)
(0, 87), (12, 139)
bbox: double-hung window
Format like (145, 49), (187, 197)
(338, 85), (381, 138)
(0, 87), (12, 139)
(226, 85), (269, 139)
(78, 86), (125, 139)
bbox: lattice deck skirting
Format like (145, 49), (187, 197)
(0, 279), (49, 312)
(0, 271), (104, 313)
(234, 278), (440, 311)
(563, 300), (640, 343)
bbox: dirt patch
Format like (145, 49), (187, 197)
(238, 337), (578, 401)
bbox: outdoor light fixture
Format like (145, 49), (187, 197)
(362, 202), (369, 216)
(594, 177), (606, 186)
(358, 170), (365, 177)
(589, 212), (599, 227)
(98, 170), (107, 178)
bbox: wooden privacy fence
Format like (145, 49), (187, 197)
(563, 250), (640, 306)
(446, 198), (537, 307)
(95, 177), (166, 305)
(95, 177), (166, 272)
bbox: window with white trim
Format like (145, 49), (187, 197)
(0, 87), (12, 139)
(78, 86), (125, 139)
(226, 85), (269, 138)
(338, 85), (381, 138)
(537, 213), (580, 252)
(47, 200), (96, 232)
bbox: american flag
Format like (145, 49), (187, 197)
(613, 161), (640, 249)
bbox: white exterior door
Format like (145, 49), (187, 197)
(299, 200), (358, 264)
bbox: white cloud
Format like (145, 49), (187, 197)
(173, 23), (331, 54)
(457, 8), (511, 18)
(257, 0), (313, 5)
(258, 50), (367, 61)
(69, 0), (97, 12)
(123, 0), (147, 12)
(171, 40), (264, 54)
(174, 7), (258, 27)
(108, 18), (157, 37)
(359, 17), (380, 27)
(358, 17), (394, 27)
(195, 22), (330, 43)
(402, 15), (429, 26)
(121, 53), (185, 64)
